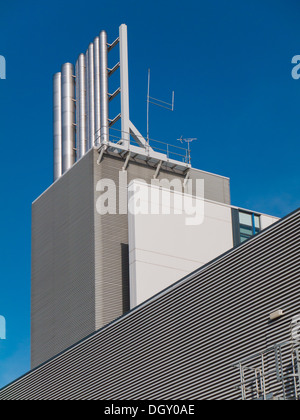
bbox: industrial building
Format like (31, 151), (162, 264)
(0, 208), (299, 400)
(0, 24), (298, 400)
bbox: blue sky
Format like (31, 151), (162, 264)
(0, 0), (299, 389)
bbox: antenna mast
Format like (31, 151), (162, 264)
(147, 69), (150, 144)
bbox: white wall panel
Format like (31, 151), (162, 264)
(128, 181), (234, 308)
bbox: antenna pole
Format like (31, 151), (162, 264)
(147, 68), (150, 145)
(146, 69), (174, 147)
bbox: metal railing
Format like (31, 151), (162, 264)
(234, 340), (300, 400)
(101, 127), (190, 164)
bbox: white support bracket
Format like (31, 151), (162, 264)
(122, 152), (131, 171)
(97, 144), (107, 165)
(129, 120), (153, 151)
(119, 24), (130, 146)
(153, 160), (163, 179)
(183, 169), (191, 187)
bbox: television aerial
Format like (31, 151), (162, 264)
(147, 68), (175, 145)
(177, 136), (198, 165)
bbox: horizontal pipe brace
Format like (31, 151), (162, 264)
(107, 37), (119, 52)
(108, 62), (120, 77)
(109, 113), (121, 127)
(109, 87), (121, 102)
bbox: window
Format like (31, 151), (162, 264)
(239, 211), (261, 243)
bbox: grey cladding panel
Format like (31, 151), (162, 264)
(189, 169), (231, 204)
(31, 152), (96, 368)
(231, 208), (240, 246)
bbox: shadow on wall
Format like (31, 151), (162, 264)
(121, 243), (130, 314)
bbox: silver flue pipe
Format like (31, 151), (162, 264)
(76, 54), (87, 159)
(94, 37), (101, 147)
(61, 63), (75, 173)
(53, 72), (62, 181)
(84, 48), (89, 149)
(87, 43), (95, 149)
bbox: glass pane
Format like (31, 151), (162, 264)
(240, 235), (249, 243)
(254, 215), (260, 229)
(240, 225), (253, 236)
(239, 211), (252, 226)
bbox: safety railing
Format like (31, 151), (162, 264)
(98, 127), (190, 164)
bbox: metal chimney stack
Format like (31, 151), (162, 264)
(86, 42), (95, 150)
(61, 63), (76, 173)
(93, 37), (101, 147)
(53, 72), (62, 181)
(75, 54), (87, 159)
(53, 24), (148, 182)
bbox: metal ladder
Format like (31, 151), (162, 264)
(235, 340), (300, 400)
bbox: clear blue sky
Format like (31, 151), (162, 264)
(0, 0), (299, 389)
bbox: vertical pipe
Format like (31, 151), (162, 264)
(88, 43), (95, 148)
(85, 48), (90, 149)
(53, 72), (62, 181)
(100, 30), (109, 145)
(147, 68), (150, 145)
(119, 24), (130, 145)
(94, 37), (101, 147)
(61, 63), (76, 173)
(75, 60), (79, 158)
(76, 54), (87, 158)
